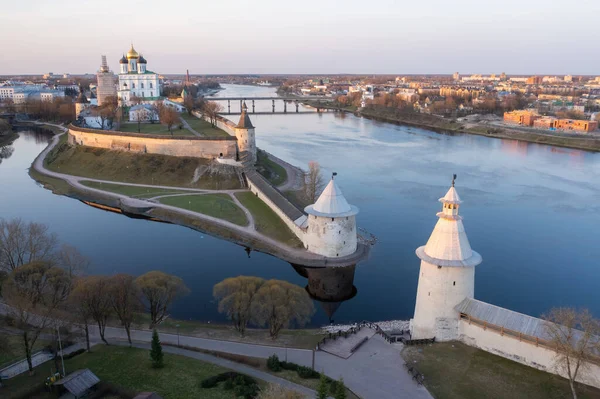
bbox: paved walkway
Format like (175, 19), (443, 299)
(178, 116), (202, 137)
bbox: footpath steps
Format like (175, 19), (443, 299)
(319, 327), (376, 359)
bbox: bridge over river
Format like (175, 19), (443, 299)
(203, 96), (335, 114)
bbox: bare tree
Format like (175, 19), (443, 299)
(251, 279), (315, 339)
(68, 280), (93, 352)
(70, 276), (113, 345)
(202, 101), (223, 127)
(543, 308), (600, 399)
(183, 94), (195, 115)
(57, 244), (89, 278)
(136, 271), (189, 328)
(159, 106), (180, 135)
(303, 161), (325, 204)
(109, 274), (141, 346)
(0, 218), (59, 273)
(213, 276), (265, 336)
(2, 262), (71, 373)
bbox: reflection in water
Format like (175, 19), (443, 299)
(0, 145), (14, 165)
(292, 263), (358, 323)
(14, 126), (53, 144)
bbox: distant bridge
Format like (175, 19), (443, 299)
(203, 96), (334, 114)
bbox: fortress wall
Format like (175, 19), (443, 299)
(194, 111), (237, 136)
(68, 125), (237, 159)
(246, 179), (306, 241)
(459, 320), (600, 389)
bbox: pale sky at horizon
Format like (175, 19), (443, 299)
(1, 0), (598, 76)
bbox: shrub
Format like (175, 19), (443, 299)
(267, 354), (281, 372)
(280, 361), (298, 371)
(297, 366), (320, 379)
(200, 372), (257, 390)
(63, 348), (85, 360)
(234, 383), (259, 399)
(223, 378), (234, 390)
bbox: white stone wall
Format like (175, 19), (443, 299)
(411, 261), (475, 340)
(459, 320), (600, 389)
(196, 112), (237, 136)
(68, 126), (237, 159)
(303, 215), (357, 257)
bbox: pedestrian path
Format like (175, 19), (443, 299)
(0, 342), (86, 379)
(319, 327), (375, 359)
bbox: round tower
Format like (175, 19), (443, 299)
(411, 176), (482, 341)
(75, 88), (88, 117)
(303, 174), (358, 257)
(235, 102), (256, 163)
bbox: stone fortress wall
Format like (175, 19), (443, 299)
(194, 111), (237, 136)
(68, 124), (238, 159)
(459, 320), (600, 388)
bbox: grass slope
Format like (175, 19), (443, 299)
(44, 141), (241, 190)
(159, 194), (248, 226)
(2, 345), (239, 399)
(255, 150), (287, 187)
(402, 341), (600, 399)
(234, 192), (302, 247)
(181, 114), (231, 138)
(118, 122), (194, 136)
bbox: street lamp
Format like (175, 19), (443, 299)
(176, 324), (180, 347)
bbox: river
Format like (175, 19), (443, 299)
(1, 84), (599, 326)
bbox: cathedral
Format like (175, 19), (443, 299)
(117, 45), (160, 106)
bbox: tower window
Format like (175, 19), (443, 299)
(331, 218), (334, 222)
(142, 92), (145, 97)
(150, 83), (153, 88)
(151, 91), (153, 97)
(453, 281), (456, 286)
(141, 83), (144, 89)
(132, 83), (136, 89)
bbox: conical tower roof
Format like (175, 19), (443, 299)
(416, 182), (482, 268)
(305, 175), (359, 217)
(237, 102), (254, 129)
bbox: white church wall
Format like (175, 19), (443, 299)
(412, 262), (474, 340)
(459, 320), (600, 389)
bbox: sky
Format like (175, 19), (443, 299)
(1, 0), (599, 75)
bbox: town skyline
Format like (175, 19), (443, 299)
(2, 0), (598, 75)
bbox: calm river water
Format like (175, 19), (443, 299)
(1, 84), (599, 326)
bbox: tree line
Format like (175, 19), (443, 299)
(0, 218), (189, 373)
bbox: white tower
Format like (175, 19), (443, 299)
(304, 174), (358, 257)
(411, 176), (482, 341)
(235, 102), (257, 163)
(75, 88), (88, 117)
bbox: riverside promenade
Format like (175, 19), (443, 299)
(0, 302), (432, 399)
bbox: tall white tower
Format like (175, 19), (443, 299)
(411, 176), (482, 341)
(304, 174), (358, 257)
(235, 102), (257, 163)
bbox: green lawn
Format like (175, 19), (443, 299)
(80, 181), (195, 198)
(402, 341), (600, 399)
(0, 336), (52, 369)
(234, 192), (302, 247)
(256, 150), (287, 187)
(180, 114), (231, 138)
(158, 194), (248, 226)
(2, 345), (244, 399)
(118, 122), (194, 136)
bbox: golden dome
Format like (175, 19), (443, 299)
(126, 44), (139, 59)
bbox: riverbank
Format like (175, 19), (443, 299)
(301, 101), (600, 152)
